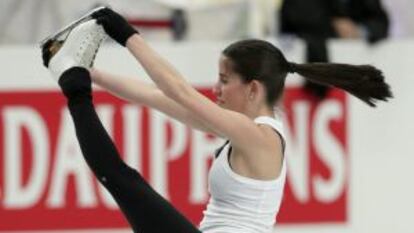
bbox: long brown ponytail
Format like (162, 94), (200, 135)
(288, 62), (393, 107)
(222, 39), (392, 107)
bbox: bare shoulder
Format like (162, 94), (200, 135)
(257, 124), (284, 150)
(229, 123), (284, 180)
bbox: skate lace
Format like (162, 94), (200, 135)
(76, 28), (106, 67)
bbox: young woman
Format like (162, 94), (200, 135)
(42, 8), (392, 233)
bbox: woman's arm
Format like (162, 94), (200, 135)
(125, 35), (267, 151)
(90, 69), (216, 134)
(93, 8), (268, 152)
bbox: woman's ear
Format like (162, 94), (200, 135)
(248, 80), (261, 100)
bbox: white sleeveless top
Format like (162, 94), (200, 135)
(199, 116), (287, 233)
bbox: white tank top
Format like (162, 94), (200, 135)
(199, 116), (287, 233)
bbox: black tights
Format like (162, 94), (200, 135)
(59, 67), (202, 233)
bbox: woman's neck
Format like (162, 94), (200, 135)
(244, 105), (274, 120)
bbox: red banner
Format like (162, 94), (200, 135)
(0, 87), (347, 231)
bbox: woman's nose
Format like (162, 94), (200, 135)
(212, 82), (221, 96)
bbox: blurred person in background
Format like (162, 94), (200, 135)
(280, 0), (389, 99)
(41, 7), (391, 233)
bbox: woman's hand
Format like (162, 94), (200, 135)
(92, 7), (138, 46)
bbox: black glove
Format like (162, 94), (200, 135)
(92, 7), (138, 46)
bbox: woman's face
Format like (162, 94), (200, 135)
(213, 55), (249, 112)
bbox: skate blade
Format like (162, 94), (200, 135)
(39, 6), (108, 48)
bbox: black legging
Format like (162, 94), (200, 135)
(59, 67), (202, 233)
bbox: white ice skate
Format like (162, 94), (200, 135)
(40, 7), (108, 80)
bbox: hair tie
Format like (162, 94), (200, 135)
(288, 62), (297, 74)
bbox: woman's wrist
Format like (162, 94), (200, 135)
(125, 33), (141, 48)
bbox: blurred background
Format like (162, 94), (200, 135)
(0, 0), (413, 232)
